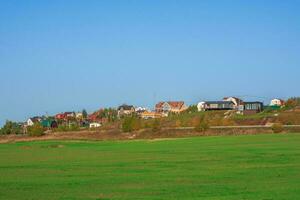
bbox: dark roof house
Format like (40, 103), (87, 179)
(243, 102), (264, 115)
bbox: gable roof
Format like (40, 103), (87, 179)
(205, 101), (234, 105)
(244, 101), (264, 104)
(118, 104), (134, 111)
(29, 116), (42, 123)
(156, 101), (186, 109)
(223, 97), (244, 105)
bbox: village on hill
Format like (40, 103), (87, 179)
(1, 96), (299, 137)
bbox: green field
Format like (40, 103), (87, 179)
(0, 134), (300, 200)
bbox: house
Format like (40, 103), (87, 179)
(117, 104), (135, 117)
(55, 113), (66, 120)
(26, 117), (42, 126)
(135, 107), (147, 114)
(41, 119), (58, 129)
(88, 108), (117, 123)
(155, 101), (187, 115)
(89, 122), (101, 128)
(243, 102), (264, 115)
(140, 111), (162, 119)
(197, 102), (206, 111)
(88, 109), (103, 122)
(223, 97), (243, 109)
(270, 99), (285, 107)
(202, 101), (234, 111)
(76, 112), (83, 119)
(65, 112), (75, 118)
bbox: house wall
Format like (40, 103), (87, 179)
(197, 102), (205, 111)
(90, 123), (101, 128)
(204, 103), (234, 110)
(27, 119), (34, 126)
(243, 102), (263, 115)
(270, 99), (283, 106)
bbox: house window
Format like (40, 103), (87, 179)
(245, 103), (260, 110)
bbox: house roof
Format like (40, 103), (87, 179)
(118, 104), (134, 110)
(29, 117), (42, 123)
(64, 112), (74, 115)
(155, 101), (186, 109)
(155, 102), (165, 109)
(205, 101), (234, 104)
(223, 97), (244, 104)
(244, 101), (263, 104)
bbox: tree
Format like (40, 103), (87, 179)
(286, 97), (300, 108)
(0, 121), (22, 135)
(28, 123), (45, 136)
(186, 105), (198, 113)
(82, 109), (88, 119)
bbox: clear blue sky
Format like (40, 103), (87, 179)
(1, 0), (300, 126)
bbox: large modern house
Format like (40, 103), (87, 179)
(197, 97), (264, 115)
(200, 101), (235, 111)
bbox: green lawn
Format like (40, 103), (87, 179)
(0, 134), (300, 200)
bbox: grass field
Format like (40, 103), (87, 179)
(0, 134), (300, 200)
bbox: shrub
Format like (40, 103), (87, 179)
(55, 124), (80, 132)
(69, 124), (80, 131)
(195, 115), (210, 132)
(56, 125), (68, 132)
(28, 123), (45, 136)
(152, 119), (161, 132)
(272, 123), (284, 133)
(285, 97), (300, 108)
(185, 105), (198, 113)
(122, 116), (141, 132)
(175, 120), (181, 127)
(0, 121), (22, 135)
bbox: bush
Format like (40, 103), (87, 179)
(28, 123), (45, 136)
(195, 115), (210, 132)
(152, 119), (161, 132)
(55, 124), (80, 132)
(272, 123), (284, 133)
(285, 97), (300, 108)
(69, 124), (80, 131)
(122, 116), (141, 132)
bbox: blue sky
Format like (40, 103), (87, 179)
(1, 0), (300, 126)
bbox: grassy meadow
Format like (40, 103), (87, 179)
(0, 134), (300, 200)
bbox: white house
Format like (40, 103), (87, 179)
(76, 112), (83, 119)
(270, 99), (285, 107)
(89, 122), (101, 128)
(26, 117), (42, 126)
(197, 102), (206, 111)
(27, 119), (35, 126)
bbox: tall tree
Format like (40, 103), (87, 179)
(82, 109), (88, 119)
